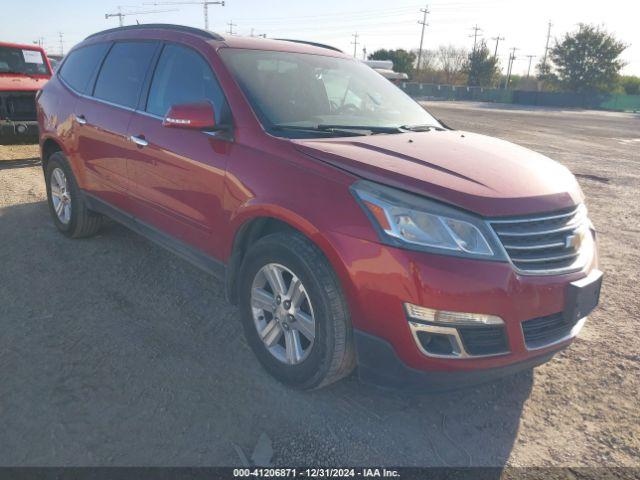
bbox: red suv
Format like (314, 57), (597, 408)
(37, 25), (602, 390)
(1, 42), (52, 142)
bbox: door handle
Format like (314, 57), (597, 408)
(75, 114), (87, 125)
(130, 135), (149, 147)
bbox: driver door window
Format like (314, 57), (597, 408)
(146, 43), (226, 122)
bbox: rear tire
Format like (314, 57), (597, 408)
(238, 232), (356, 389)
(45, 151), (103, 238)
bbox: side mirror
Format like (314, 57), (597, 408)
(163, 101), (216, 130)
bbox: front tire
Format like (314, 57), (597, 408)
(45, 152), (103, 238)
(238, 232), (356, 389)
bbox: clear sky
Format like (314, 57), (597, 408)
(4, 0), (639, 76)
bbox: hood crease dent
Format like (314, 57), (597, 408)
(293, 130), (582, 217)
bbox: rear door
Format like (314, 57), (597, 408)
(126, 42), (232, 259)
(74, 41), (159, 211)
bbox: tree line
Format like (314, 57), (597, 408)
(368, 24), (638, 95)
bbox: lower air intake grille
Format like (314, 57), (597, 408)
(458, 325), (508, 356)
(522, 312), (579, 349)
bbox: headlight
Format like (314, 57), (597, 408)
(351, 180), (506, 260)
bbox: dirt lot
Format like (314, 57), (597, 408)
(0, 102), (638, 467)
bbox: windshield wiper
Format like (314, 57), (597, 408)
(271, 124), (369, 137)
(400, 124), (445, 132)
(317, 124), (404, 134)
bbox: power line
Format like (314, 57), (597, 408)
(105, 6), (177, 27)
(145, 1), (225, 30)
(351, 32), (360, 58)
(416, 4), (429, 72)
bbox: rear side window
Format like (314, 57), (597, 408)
(94, 42), (157, 109)
(59, 43), (109, 94)
(146, 44), (226, 121)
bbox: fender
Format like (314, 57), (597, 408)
(224, 201), (359, 312)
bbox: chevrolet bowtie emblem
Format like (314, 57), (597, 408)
(565, 231), (583, 249)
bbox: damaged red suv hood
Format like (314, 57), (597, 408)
(0, 75), (49, 92)
(293, 130), (583, 217)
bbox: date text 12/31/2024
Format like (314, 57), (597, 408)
(233, 468), (400, 478)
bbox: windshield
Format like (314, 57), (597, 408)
(0, 46), (50, 76)
(220, 48), (440, 137)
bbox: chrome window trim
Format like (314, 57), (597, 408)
(522, 316), (587, 351)
(408, 321), (510, 359)
(59, 75), (136, 113)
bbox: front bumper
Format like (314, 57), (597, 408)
(325, 231), (599, 387)
(355, 329), (563, 391)
(0, 120), (39, 142)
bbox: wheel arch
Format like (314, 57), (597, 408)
(40, 136), (64, 173)
(224, 207), (354, 308)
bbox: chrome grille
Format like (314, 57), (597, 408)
(1, 92), (37, 121)
(490, 205), (589, 274)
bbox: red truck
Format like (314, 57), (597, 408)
(36, 25), (602, 390)
(0, 41), (52, 142)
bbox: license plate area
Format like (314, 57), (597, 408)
(564, 269), (603, 324)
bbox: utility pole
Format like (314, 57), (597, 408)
(491, 35), (504, 58)
(362, 47), (367, 60)
(416, 4), (429, 71)
(58, 32), (64, 55)
(351, 32), (359, 58)
(145, 1), (225, 30)
(227, 20), (237, 35)
(105, 6), (125, 26)
(525, 54), (536, 78)
(505, 47), (518, 89)
(541, 21), (552, 70)
(469, 24), (482, 53)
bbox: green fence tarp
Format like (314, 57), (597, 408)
(401, 82), (640, 112)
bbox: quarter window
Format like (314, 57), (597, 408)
(94, 42), (157, 108)
(59, 43), (109, 94)
(146, 44), (226, 121)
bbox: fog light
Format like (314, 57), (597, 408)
(405, 303), (503, 326)
(16, 124), (27, 134)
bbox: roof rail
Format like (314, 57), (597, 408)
(85, 24), (224, 41)
(274, 39), (343, 53)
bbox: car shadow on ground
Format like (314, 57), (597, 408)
(0, 200), (532, 469)
(0, 157), (41, 169)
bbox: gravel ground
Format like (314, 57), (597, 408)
(0, 101), (638, 467)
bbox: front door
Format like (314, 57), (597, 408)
(126, 42), (232, 259)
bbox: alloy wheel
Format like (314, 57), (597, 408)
(50, 167), (72, 225)
(250, 263), (316, 365)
